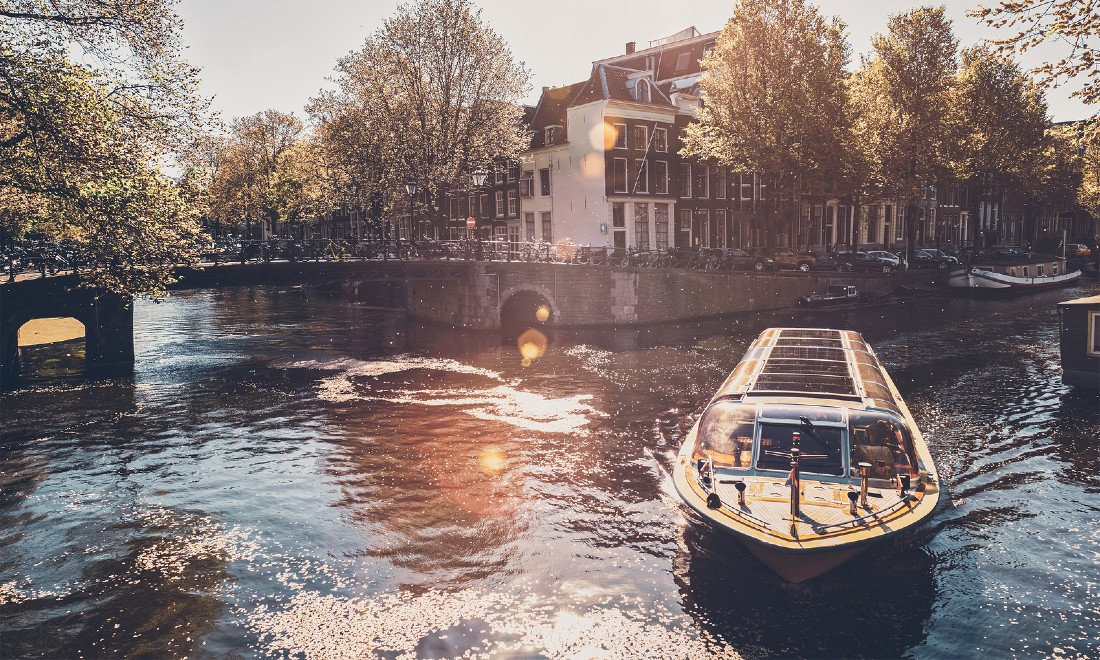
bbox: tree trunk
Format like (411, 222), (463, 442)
(905, 201), (919, 265)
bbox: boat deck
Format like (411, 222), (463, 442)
(710, 477), (915, 541)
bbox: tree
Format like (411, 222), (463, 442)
(0, 0), (210, 296)
(949, 44), (1051, 248)
(224, 110), (303, 238)
(270, 137), (333, 233)
(969, 1), (1100, 130)
(849, 6), (958, 263)
(318, 0), (530, 233)
(682, 0), (852, 250)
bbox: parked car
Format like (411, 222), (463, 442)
(1062, 243), (1091, 257)
(991, 246), (1029, 259)
(752, 247), (815, 272)
(809, 251), (847, 271)
(723, 248), (773, 272)
(834, 251), (898, 273)
(863, 250), (901, 269)
(909, 248), (959, 270)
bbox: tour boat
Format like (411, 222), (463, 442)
(672, 328), (941, 583)
(946, 252), (1080, 292)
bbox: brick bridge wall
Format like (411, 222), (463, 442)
(405, 262), (938, 329)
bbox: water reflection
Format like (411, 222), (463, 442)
(674, 522), (935, 659)
(0, 281), (1097, 658)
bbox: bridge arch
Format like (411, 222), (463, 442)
(498, 285), (558, 341)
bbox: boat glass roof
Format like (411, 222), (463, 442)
(710, 328), (902, 414)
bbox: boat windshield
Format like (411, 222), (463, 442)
(757, 423), (845, 476)
(848, 410), (919, 478)
(692, 400), (755, 468)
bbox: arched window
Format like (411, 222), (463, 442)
(636, 79), (651, 103)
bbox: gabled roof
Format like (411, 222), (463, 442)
(528, 81), (585, 149)
(570, 63), (674, 108)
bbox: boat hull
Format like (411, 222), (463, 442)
(947, 267), (1081, 292)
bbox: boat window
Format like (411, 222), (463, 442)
(1023, 266), (1029, 277)
(692, 401), (756, 468)
(1038, 264), (1045, 277)
(848, 411), (918, 479)
(757, 423), (844, 475)
(1053, 264), (1058, 275)
(1009, 268), (1016, 277)
(759, 404), (844, 424)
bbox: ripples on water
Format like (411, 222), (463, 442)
(1, 283), (1098, 658)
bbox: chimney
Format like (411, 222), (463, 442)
(542, 86), (549, 95)
(626, 41), (636, 54)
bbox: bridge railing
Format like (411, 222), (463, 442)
(5, 237), (883, 281)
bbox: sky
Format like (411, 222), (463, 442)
(176, 0), (1093, 125)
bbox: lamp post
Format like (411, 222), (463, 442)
(404, 178), (417, 252)
(471, 169), (488, 260)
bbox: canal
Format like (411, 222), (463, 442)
(1, 280), (1098, 658)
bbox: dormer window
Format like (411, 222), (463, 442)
(675, 52), (690, 72)
(645, 55), (656, 72)
(635, 79), (651, 103)
(545, 125), (561, 145)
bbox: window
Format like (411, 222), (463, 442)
(654, 160), (668, 194)
(1038, 264), (1045, 277)
(519, 170), (534, 197)
(480, 193), (489, 217)
(634, 203), (650, 249)
(507, 190), (517, 216)
(635, 79), (651, 103)
(758, 422), (843, 476)
(449, 198), (460, 220)
(613, 123), (627, 149)
(715, 209), (726, 247)
(612, 203), (626, 249)
(655, 203), (669, 250)
(645, 55), (656, 72)
(1089, 311), (1100, 357)
(675, 52), (690, 72)
(540, 211), (552, 241)
(495, 191), (504, 217)
(694, 165), (709, 198)
(632, 125), (647, 150)
(697, 209), (709, 246)
(525, 212), (535, 240)
(494, 168), (504, 185)
(740, 173), (752, 201)
(545, 125), (560, 145)
(468, 194), (477, 216)
(1023, 266), (1030, 277)
(634, 160), (648, 193)
(679, 163), (691, 198)
(653, 127), (668, 152)
(508, 163), (519, 181)
(539, 168), (551, 196)
(715, 168), (727, 199)
(613, 158), (628, 193)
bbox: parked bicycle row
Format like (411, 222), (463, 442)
(4, 236), (953, 281)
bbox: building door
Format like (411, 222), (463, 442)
(612, 203), (627, 251)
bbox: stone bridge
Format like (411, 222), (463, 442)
(1, 260), (934, 386)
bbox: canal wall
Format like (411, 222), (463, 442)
(403, 263), (940, 329)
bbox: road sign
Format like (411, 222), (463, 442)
(466, 217), (476, 228)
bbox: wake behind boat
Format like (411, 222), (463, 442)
(672, 328), (941, 583)
(947, 250), (1080, 292)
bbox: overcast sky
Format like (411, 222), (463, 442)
(177, 0), (1092, 125)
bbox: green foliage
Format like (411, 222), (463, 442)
(950, 44), (1052, 198)
(683, 0), (852, 207)
(0, 0), (210, 297)
(969, 1), (1100, 129)
(315, 0), (531, 228)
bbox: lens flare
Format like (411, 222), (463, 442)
(479, 447), (506, 474)
(517, 328), (548, 364)
(535, 305), (550, 323)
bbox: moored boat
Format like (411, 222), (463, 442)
(672, 328), (941, 583)
(947, 252), (1080, 292)
(1057, 295), (1100, 389)
(798, 284), (859, 307)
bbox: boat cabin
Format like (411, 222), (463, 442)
(1057, 295), (1100, 389)
(691, 328), (921, 483)
(972, 253), (1067, 278)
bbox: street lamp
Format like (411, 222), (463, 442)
(471, 169), (488, 260)
(404, 178), (417, 249)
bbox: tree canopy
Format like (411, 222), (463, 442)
(316, 0), (530, 229)
(682, 0), (852, 245)
(0, 0), (210, 297)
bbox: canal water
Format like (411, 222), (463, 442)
(1, 279), (1098, 659)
